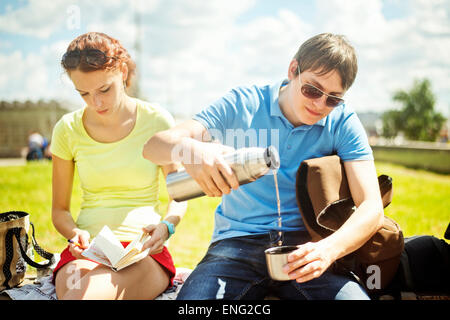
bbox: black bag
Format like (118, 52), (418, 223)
(0, 211), (55, 291)
(396, 233), (450, 294)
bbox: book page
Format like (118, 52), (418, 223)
(92, 225), (126, 267)
(81, 207), (160, 271)
(117, 232), (151, 267)
(113, 206), (159, 268)
(123, 232), (150, 256)
(115, 247), (151, 271)
(81, 236), (113, 267)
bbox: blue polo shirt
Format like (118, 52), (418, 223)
(193, 80), (373, 243)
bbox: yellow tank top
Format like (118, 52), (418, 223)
(50, 99), (174, 241)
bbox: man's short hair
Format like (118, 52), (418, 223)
(294, 33), (358, 91)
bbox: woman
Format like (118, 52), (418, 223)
(51, 32), (186, 300)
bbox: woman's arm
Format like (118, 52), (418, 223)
(142, 163), (187, 254)
(160, 163), (188, 231)
(52, 155), (90, 256)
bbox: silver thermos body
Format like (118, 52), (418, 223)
(166, 146), (280, 202)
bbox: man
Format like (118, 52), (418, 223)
(143, 33), (384, 300)
(26, 130), (44, 161)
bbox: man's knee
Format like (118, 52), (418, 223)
(334, 279), (370, 300)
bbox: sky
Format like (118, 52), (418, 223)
(0, 0), (449, 119)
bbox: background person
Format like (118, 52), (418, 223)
(26, 130), (45, 161)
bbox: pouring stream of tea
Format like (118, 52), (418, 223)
(272, 169), (282, 246)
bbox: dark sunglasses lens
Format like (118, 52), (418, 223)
(326, 96), (344, 107)
(85, 49), (107, 66)
(62, 52), (81, 68)
(301, 84), (323, 99)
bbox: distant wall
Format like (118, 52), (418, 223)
(372, 143), (450, 174)
(0, 101), (68, 158)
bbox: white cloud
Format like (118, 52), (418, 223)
(0, 50), (48, 100)
(0, 0), (69, 39)
(0, 0), (449, 117)
(316, 0), (390, 45)
(138, 5), (314, 116)
(311, 0), (450, 115)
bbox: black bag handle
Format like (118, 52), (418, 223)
(8, 224), (55, 269)
(29, 222), (55, 263)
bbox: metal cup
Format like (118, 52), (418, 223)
(265, 245), (298, 281)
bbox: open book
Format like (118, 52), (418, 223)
(82, 225), (151, 272)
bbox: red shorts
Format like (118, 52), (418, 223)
(52, 242), (176, 287)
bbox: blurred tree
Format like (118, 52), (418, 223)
(381, 79), (446, 141)
(381, 110), (402, 139)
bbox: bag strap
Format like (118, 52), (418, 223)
(2, 228), (16, 289)
(29, 222), (55, 263)
(9, 225), (55, 269)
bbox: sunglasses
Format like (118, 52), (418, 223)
(61, 49), (117, 69)
(297, 66), (344, 108)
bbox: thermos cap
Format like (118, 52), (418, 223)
(265, 145), (280, 170)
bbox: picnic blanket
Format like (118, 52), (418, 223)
(1, 267), (192, 300)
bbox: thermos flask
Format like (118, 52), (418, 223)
(166, 146), (280, 202)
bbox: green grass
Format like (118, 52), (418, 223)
(375, 161), (449, 238)
(158, 180), (219, 269)
(0, 160), (448, 273)
(373, 146), (450, 174)
(0, 160), (217, 270)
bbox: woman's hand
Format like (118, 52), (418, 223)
(181, 139), (239, 197)
(68, 229), (90, 259)
(283, 240), (337, 283)
(141, 223), (169, 255)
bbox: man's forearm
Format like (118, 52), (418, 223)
(321, 200), (384, 262)
(142, 130), (182, 165)
(143, 120), (208, 165)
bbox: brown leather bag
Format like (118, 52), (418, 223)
(295, 155), (404, 292)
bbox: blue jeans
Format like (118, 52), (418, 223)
(177, 231), (370, 300)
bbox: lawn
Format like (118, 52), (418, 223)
(0, 161), (217, 270)
(375, 161), (449, 239)
(0, 160), (448, 271)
